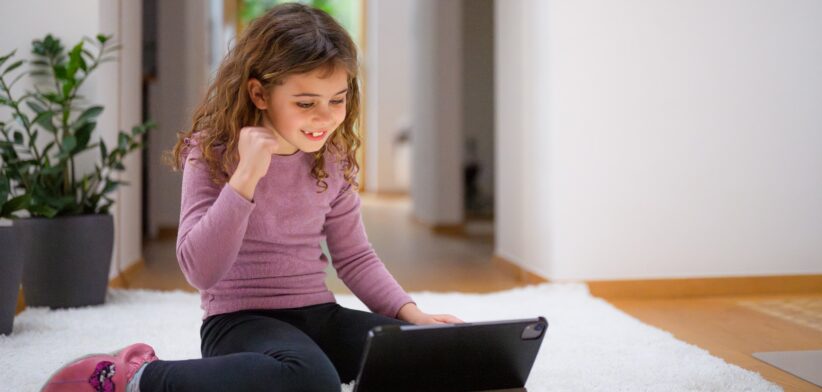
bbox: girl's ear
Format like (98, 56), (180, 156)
(247, 78), (268, 110)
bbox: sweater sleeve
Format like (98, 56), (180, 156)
(324, 183), (415, 318)
(176, 145), (256, 290)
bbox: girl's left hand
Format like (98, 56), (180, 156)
(397, 303), (464, 325)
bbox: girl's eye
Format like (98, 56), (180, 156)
(296, 99), (346, 109)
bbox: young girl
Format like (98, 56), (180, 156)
(42, 3), (462, 391)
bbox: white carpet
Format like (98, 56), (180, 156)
(1, 284), (780, 391)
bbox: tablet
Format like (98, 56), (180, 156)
(352, 317), (547, 392)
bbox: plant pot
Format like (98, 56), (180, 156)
(19, 214), (114, 309)
(0, 221), (25, 335)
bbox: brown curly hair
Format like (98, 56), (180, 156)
(168, 3), (361, 192)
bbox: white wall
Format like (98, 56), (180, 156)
(0, 0), (144, 278)
(364, 0), (414, 194)
(496, 0), (822, 280)
(410, 0), (464, 225)
(495, 0), (548, 277)
(147, 0), (210, 238)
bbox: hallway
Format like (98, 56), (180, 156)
(129, 194), (525, 295)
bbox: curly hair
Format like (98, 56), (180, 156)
(168, 3), (361, 192)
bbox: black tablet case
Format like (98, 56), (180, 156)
(353, 317), (547, 392)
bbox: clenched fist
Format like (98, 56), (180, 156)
(229, 125), (280, 200)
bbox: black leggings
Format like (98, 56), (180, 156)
(139, 302), (410, 391)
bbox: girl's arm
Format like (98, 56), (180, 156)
(325, 181), (462, 324)
(176, 127), (278, 290)
(324, 183), (415, 319)
(175, 145), (256, 290)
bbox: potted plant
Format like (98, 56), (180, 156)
(0, 167), (28, 334)
(0, 34), (152, 309)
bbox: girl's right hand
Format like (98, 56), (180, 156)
(229, 126), (280, 200)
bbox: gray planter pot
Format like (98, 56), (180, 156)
(19, 214), (114, 309)
(0, 222), (25, 335)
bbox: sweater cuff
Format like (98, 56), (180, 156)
(222, 183), (256, 209)
(390, 297), (416, 320)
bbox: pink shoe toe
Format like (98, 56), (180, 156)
(41, 343), (158, 392)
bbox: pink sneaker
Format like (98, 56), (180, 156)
(41, 343), (159, 392)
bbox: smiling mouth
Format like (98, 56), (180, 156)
(301, 130), (327, 137)
(300, 129), (329, 141)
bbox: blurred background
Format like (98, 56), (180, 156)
(3, 2), (821, 387)
(1, 0), (820, 292)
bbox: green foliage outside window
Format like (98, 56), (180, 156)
(240, 0), (361, 43)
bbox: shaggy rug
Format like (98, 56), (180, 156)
(1, 284), (780, 391)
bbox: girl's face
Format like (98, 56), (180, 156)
(254, 66), (349, 155)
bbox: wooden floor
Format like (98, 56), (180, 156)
(607, 295), (822, 391)
(129, 194), (821, 391)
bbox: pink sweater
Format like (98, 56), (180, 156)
(176, 139), (414, 319)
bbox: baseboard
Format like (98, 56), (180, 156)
(409, 215), (466, 236)
(15, 287), (24, 315)
(157, 226), (178, 241)
(109, 258), (146, 289)
(15, 258), (146, 315)
(491, 254), (822, 299)
(367, 191), (409, 199)
(492, 254), (549, 284)
(586, 275), (822, 299)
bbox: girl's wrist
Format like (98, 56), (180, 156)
(228, 169), (259, 201)
(397, 302), (422, 322)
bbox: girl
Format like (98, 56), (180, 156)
(42, 3), (462, 391)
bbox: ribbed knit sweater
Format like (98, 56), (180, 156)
(176, 139), (414, 319)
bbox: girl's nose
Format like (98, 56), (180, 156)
(312, 105), (333, 124)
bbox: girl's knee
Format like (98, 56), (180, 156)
(288, 351), (342, 391)
(236, 352), (341, 391)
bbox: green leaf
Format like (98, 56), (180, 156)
(32, 34), (63, 58)
(118, 132), (128, 150)
(43, 92), (62, 104)
(102, 180), (120, 194)
(0, 174), (9, 192)
(62, 80), (74, 99)
(26, 100), (46, 114)
(0, 50), (16, 68)
(54, 195), (76, 209)
(1, 194), (30, 217)
(54, 64), (67, 80)
(74, 121), (95, 151)
(41, 164), (63, 176)
(29, 204), (58, 218)
(42, 141), (56, 155)
(7, 72), (26, 90)
(73, 106), (103, 128)
(69, 42), (87, 72)
(2, 60), (23, 76)
(13, 131), (23, 144)
(33, 111), (56, 132)
(99, 141), (108, 161)
(62, 134), (77, 154)
(12, 112), (29, 128)
(97, 34), (111, 44)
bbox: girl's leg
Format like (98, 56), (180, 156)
(269, 303), (411, 383)
(139, 310), (341, 392)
